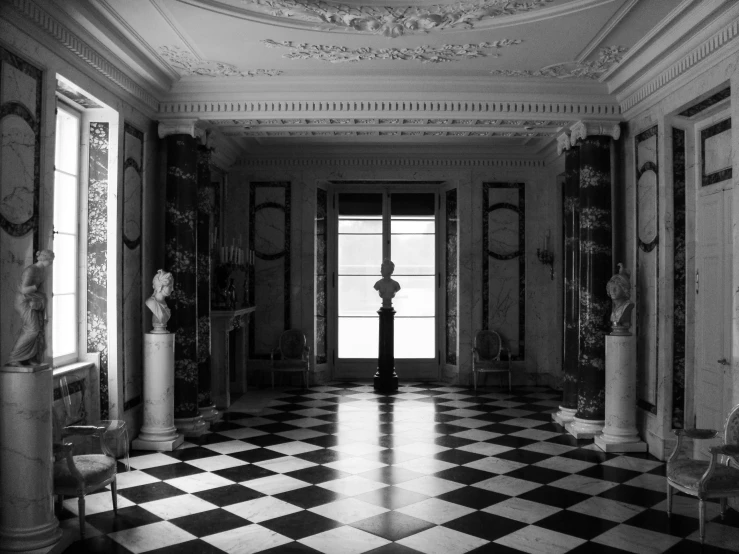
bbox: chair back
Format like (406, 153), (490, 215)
(725, 403), (739, 447)
(475, 330), (502, 360)
(280, 329), (307, 360)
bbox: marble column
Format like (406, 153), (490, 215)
(132, 334), (184, 451)
(566, 121), (618, 439)
(196, 146), (218, 424)
(160, 121), (207, 437)
(554, 136), (580, 426)
(0, 364), (62, 551)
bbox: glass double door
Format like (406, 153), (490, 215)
(332, 188), (438, 380)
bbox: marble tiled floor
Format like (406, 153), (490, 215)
(58, 383), (739, 554)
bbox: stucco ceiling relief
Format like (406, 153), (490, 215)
(489, 45), (627, 79)
(261, 39), (522, 63)
(158, 45), (282, 77)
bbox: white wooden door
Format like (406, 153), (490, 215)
(694, 185), (732, 458)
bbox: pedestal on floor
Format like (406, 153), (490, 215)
(595, 332), (647, 453)
(199, 404), (221, 425)
(132, 333), (184, 451)
(566, 416), (605, 440)
(0, 363), (62, 551)
(552, 406), (577, 426)
(374, 307), (398, 392)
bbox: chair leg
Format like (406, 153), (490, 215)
(699, 499), (706, 544)
(78, 496), (85, 539)
(508, 372), (511, 392)
(111, 478), (118, 515)
(473, 371), (477, 391)
(666, 483), (672, 517)
(720, 497), (727, 519)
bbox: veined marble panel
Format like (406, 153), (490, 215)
(635, 125), (658, 412)
(672, 128), (686, 429)
(250, 182), (291, 358)
(0, 48), (42, 366)
(315, 188), (328, 365)
(446, 189), (458, 365)
(123, 123), (143, 410)
(483, 183), (525, 360)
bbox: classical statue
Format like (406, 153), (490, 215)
(7, 249), (55, 366)
(145, 269), (174, 333)
(374, 259), (401, 308)
(607, 263), (635, 332)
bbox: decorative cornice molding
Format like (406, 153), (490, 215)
(556, 132), (571, 155)
(229, 129), (555, 138)
(237, 157), (546, 168)
(221, 118), (570, 127)
(158, 45), (282, 77)
(569, 120), (620, 142)
(618, 16), (739, 114)
(158, 119), (207, 141)
(8, 0), (159, 112)
(490, 46), (627, 79)
(262, 39), (521, 64)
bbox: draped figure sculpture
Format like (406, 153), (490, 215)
(606, 263), (635, 333)
(7, 249), (55, 366)
(145, 269), (174, 333)
(374, 259), (401, 308)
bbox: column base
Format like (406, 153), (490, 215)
(565, 417), (605, 440)
(373, 371), (398, 393)
(199, 404), (221, 424)
(594, 430), (648, 453)
(552, 406), (577, 426)
(0, 520), (63, 553)
(175, 415), (208, 438)
(132, 434), (184, 452)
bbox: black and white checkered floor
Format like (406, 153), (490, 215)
(58, 383), (739, 554)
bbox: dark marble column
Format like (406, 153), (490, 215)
(554, 144), (580, 425)
(566, 122), (617, 439)
(374, 308), (398, 392)
(196, 146), (217, 424)
(163, 128), (206, 437)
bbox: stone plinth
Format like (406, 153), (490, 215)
(566, 416), (605, 439)
(595, 332), (647, 453)
(374, 307), (398, 392)
(132, 334), (184, 451)
(552, 406), (577, 426)
(0, 364), (62, 551)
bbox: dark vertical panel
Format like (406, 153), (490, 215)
(445, 189), (458, 365)
(672, 128), (686, 429)
(196, 147), (212, 409)
(164, 135), (199, 419)
(87, 122), (110, 419)
(315, 188), (328, 364)
(562, 154), (580, 411)
(576, 137), (613, 420)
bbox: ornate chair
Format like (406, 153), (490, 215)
(471, 329), (512, 391)
(666, 404), (739, 543)
(270, 329), (311, 389)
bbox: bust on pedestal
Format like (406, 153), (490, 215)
(133, 270), (184, 451)
(374, 259), (400, 392)
(595, 264), (647, 452)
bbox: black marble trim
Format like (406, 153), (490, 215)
(482, 183), (525, 361)
(678, 87), (730, 117)
(53, 377), (86, 401)
(316, 188), (328, 365)
(123, 395), (142, 411)
(671, 128), (686, 429)
(249, 182), (291, 359)
(701, 118), (732, 187)
(445, 188), (458, 366)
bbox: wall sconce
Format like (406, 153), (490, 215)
(537, 230), (554, 280)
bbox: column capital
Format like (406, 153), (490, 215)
(570, 120), (621, 143)
(556, 132), (571, 156)
(158, 119), (207, 142)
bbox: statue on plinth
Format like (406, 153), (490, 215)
(146, 269), (174, 333)
(374, 259), (401, 308)
(607, 263), (635, 334)
(7, 249), (55, 366)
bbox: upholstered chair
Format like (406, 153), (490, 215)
(471, 329), (512, 391)
(270, 329), (311, 389)
(666, 404), (739, 543)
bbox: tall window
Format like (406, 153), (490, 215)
(52, 105), (80, 364)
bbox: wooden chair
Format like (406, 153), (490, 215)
(471, 329), (512, 391)
(666, 403), (739, 543)
(270, 329), (311, 389)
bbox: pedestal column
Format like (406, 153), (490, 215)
(566, 121), (618, 439)
(160, 121), (206, 437)
(554, 140), (580, 426)
(374, 308), (398, 392)
(0, 364), (62, 551)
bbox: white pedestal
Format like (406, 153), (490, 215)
(595, 333), (647, 453)
(552, 406), (577, 426)
(132, 334), (184, 452)
(566, 416), (605, 439)
(0, 364), (62, 551)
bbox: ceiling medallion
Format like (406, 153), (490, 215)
(262, 39), (521, 63)
(158, 46), (282, 77)
(490, 45), (627, 79)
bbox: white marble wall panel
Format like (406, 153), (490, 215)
(704, 128), (732, 174)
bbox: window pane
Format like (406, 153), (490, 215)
(55, 108), (79, 175)
(395, 318), (435, 358)
(338, 234), (382, 275)
(338, 317), (378, 358)
(53, 294), (77, 357)
(53, 233), (76, 294)
(53, 172), (78, 234)
(393, 276), (435, 316)
(338, 219), (382, 234)
(391, 234), (435, 275)
(392, 219), (435, 234)
(339, 276), (382, 316)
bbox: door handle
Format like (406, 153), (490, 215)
(717, 358), (730, 366)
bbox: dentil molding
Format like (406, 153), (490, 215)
(237, 157), (546, 168)
(262, 39), (522, 63)
(158, 46), (282, 77)
(569, 120), (620, 142)
(489, 46), (627, 79)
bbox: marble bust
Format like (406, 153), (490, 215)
(607, 263), (635, 334)
(145, 269), (174, 333)
(374, 259), (401, 308)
